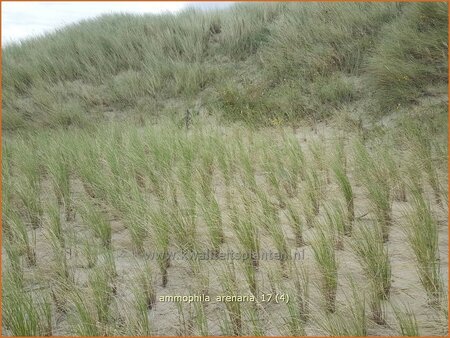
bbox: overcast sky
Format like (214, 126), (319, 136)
(1, 1), (234, 45)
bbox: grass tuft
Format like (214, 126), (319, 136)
(312, 228), (338, 313)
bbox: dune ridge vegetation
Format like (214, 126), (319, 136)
(2, 2), (448, 130)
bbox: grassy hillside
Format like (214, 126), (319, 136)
(2, 3), (448, 336)
(2, 2), (448, 130)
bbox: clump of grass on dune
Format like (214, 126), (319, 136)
(231, 190), (260, 270)
(262, 145), (284, 207)
(81, 237), (99, 269)
(129, 284), (152, 336)
(353, 140), (392, 241)
(259, 134), (298, 203)
(45, 140), (74, 221)
(283, 131), (306, 181)
(122, 185), (150, 256)
(309, 140), (329, 184)
(103, 246), (118, 279)
(176, 288), (211, 336)
(149, 206), (171, 287)
(283, 296), (306, 336)
(237, 142), (257, 192)
(172, 205), (198, 257)
(46, 206), (72, 283)
(126, 295), (152, 335)
(2, 147), (14, 239)
(268, 219), (290, 275)
(80, 199), (112, 250)
(8, 210), (37, 266)
(392, 303), (420, 336)
(197, 141), (216, 200)
(2, 273), (53, 336)
(134, 261), (157, 311)
(383, 147), (408, 202)
(46, 203), (65, 248)
(134, 130), (175, 206)
(305, 170), (324, 219)
(68, 250), (118, 335)
(14, 140), (43, 229)
(3, 239), (24, 291)
(332, 142), (354, 228)
(324, 202), (347, 250)
(201, 194), (225, 256)
(175, 302), (194, 336)
(88, 265), (115, 326)
(292, 265), (310, 324)
(255, 186), (279, 232)
(350, 223), (391, 324)
(192, 301), (209, 336)
(73, 135), (107, 200)
(68, 288), (101, 336)
(192, 258), (211, 298)
(178, 147), (198, 212)
(300, 185), (315, 230)
(215, 136), (235, 201)
(316, 279), (367, 336)
(403, 120), (444, 206)
(50, 278), (74, 315)
(284, 197), (305, 247)
(404, 191), (443, 303)
(126, 129), (149, 190)
(219, 262), (242, 336)
(242, 257), (257, 298)
(243, 305), (265, 336)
